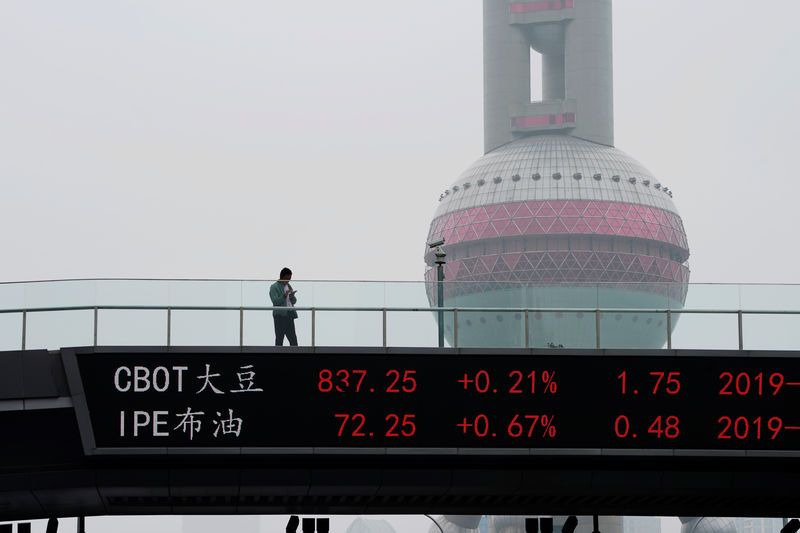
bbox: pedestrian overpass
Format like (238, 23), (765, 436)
(2, 279), (800, 521)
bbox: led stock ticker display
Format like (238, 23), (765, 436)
(69, 349), (800, 453)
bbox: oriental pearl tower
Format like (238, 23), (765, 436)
(425, 0), (690, 349)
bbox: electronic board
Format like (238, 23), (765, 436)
(63, 347), (800, 455)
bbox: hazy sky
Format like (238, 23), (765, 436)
(2, 0), (799, 284)
(1, 0), (799, 531)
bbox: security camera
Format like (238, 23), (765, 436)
(427, 237), (445, 248)
(432, 245), (446, 265)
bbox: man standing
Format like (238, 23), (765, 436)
(269, 267), (298, 346)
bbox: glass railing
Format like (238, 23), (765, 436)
(1, 279), (799, 351)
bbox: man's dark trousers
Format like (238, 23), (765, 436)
(274, 315), (298, 346)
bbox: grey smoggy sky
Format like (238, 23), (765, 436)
(2, 0), (799, 284)
(0, 1), (798, 531)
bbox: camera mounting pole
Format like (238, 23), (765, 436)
(429, 240), (447, 348)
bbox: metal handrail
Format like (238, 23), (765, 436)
(3, 303), (799, 351)
(4, 304), (800, 314)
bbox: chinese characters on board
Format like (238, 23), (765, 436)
(114, 364), (263, 440)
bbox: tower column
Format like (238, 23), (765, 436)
(565, 0), (613, 146)
(483, 0), (614, 150)
(484, 0), (530, 153)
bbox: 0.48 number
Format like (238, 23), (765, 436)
(614, 415), (680, 439)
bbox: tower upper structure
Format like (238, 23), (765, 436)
(425, 0), (689, 350)
(484, 0), (613, 152)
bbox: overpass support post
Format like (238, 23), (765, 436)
(424, 515), (444, 533)
(453, 309), (458, 347)
(595, 310), (600, 348)
(782, 519), (800, 533)
(525, 309), (530, 347)
(382, 308), (387, 347)
(738, 310), (744, 350)
(21, 310), (26, 351)
(666, 310), (672, 349)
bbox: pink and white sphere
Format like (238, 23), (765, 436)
(424, 135), (690, 348)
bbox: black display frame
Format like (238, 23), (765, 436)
(62, 346), (800, 457)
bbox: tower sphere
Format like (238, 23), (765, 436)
(424, 135), (690, 348)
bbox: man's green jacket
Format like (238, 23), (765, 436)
(269, 281), (298, 318)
